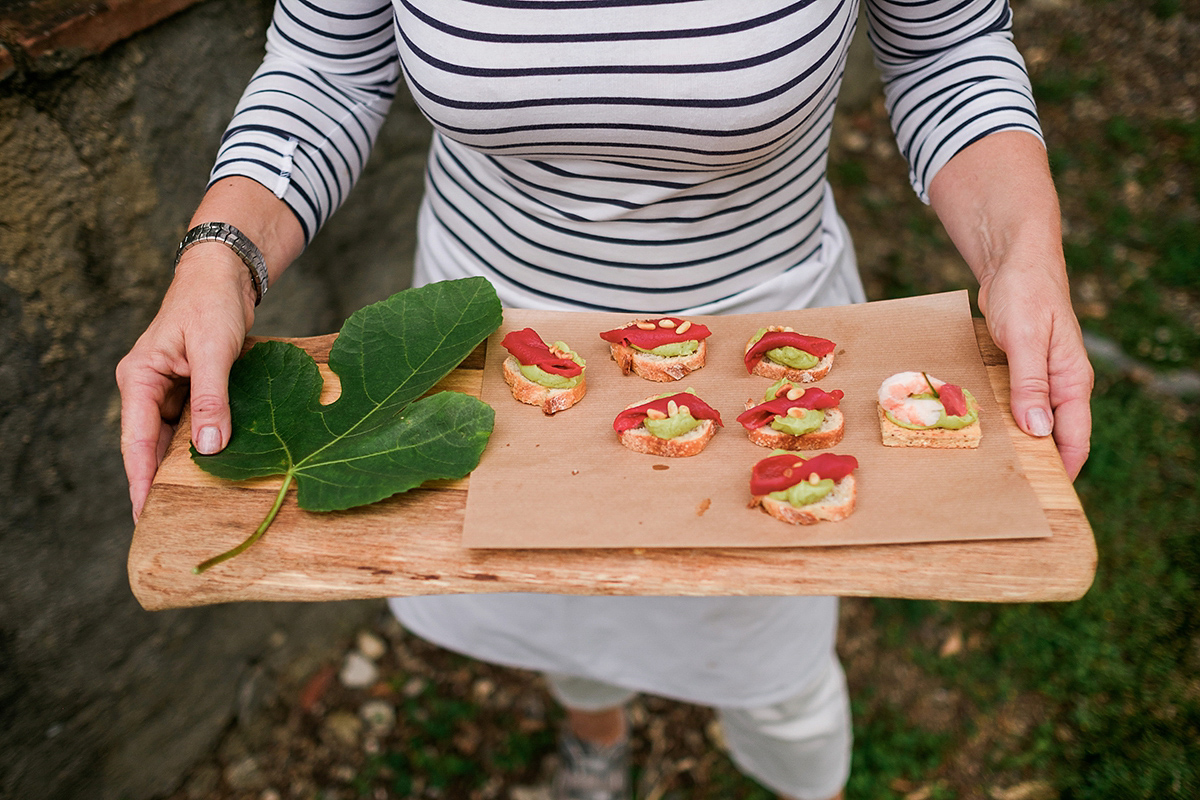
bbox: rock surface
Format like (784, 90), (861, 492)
(0, 1), (432, 798)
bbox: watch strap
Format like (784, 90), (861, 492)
(175, 221), (269, 305)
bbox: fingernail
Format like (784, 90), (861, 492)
(196, 425), (222, 454)
(1026, 408), (1053, 437)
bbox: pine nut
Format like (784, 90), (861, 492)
(646, 408), (668, 420)
(658, 318), (676, 328)
(667, 399), (679, 416)
(786, 387), (802, 401)
(676, 320), (692, 334)
(809, 472), (820, 485)
(783, 326), (795, 333)
(636, 321), (657, 330)
(677, 404), (690, 417)
(787, 406), (806, 418)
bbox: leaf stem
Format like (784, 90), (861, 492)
(194, 472), (295, 574)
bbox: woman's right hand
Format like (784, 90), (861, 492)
(116, 246), (258, 522)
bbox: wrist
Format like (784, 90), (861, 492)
(175, 221), (269, 304)
(172, 243), (259, 327)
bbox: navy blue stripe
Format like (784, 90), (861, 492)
(401, 49), (844, 150)
(396, 8), (850, 111)
(427, 200), (822, 305)
(429, 149), (824, 265)
(432, 134), (828, 243)
(400, 0), (822, 44)
(209, 156), (315, 243)
(279, 2), (395, 43)
(917, 111), (1040, 189)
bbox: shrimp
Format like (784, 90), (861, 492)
(878, 371), (947, 427)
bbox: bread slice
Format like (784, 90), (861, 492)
(877, 405), (981, 448)
(502, 355), (587, 415)
(617, 418), (717, 457)
(748, 351), (833, 383)
(752, 474), (857, 525)
(609, 339), (707, 382)
(744, 404), (845, 450)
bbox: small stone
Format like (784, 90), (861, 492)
(356, 630), (387, 661)
(509, 787), (552, 800)
(989, 781), (1057, 800)
(323, 711), (364, 748)
(260, 790), (283, 800)
(224, 756), (267, 791)
(360, 699), (397, 735)
(472, 678), (496, 701)
(939, 630), (964, 657)
(842, 129), (869, 153)
(402, 676), (427, 698)
(705, 719), (727, 751)
(340, 652), (379, 689)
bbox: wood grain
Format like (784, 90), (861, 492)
(128, 320), (1096, 610)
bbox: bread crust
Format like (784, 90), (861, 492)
(743, 405), (845, 450)
(502, 355), (587, 415)
(617, 421), (717, 457)
(877, 405), (981, 448)
(609, 339), (707, 382)
(752, 474), (857, 525)
(615, 395), (717, 457)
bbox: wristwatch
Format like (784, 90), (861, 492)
(175, 221), (269, 305)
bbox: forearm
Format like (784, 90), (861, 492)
(927, 130), (1066, 311)
(927, 130), (1092, 478)
(173, 177), (307, 324)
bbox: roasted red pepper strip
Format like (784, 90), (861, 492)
(613, 392), (723, 433)
(736, 388), (844, 430)
(501, 328), (582, 377)
(744, 331), (835, 372)
(750, 452), (858, 496)
(599, 318), (712, 350)
(938, 383), (968, 417)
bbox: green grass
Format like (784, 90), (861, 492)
(847, 699), (954, 800)
(868, 364), (1200, 798)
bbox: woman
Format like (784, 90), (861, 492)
(117, 2), (1092, 798)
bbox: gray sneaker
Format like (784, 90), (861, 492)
(551, 729), (632, 800)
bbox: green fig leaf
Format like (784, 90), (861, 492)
(190, 277), (503, 572)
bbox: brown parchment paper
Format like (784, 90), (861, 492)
(460, 291), (1052, 549)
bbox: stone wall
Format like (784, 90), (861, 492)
(0, 2), (432, 798)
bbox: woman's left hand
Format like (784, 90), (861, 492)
(977, 255), (1093, 480)
(929, 131), (1093, 480)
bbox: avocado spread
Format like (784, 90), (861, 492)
(770, 408), (824, 435)
(519, 342), (585, 389)
(644, 412), (701, 439)
(632, 340), (699, 357)
(884, 390), (979, 430)
(749, 328), (819, 370)
(641, 388), (701, 438)
(769, 478), (835, 507)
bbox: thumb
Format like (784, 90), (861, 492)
(1003, 329), (1055, 439)
(188, 336), (241, 455)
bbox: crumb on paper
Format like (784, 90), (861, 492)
(571, 469), (579, 475)
(697, 498), (711, 516)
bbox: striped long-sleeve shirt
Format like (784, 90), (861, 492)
(210, 0), (1042, 313)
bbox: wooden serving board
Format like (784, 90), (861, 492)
(128, 320), (1096, 610)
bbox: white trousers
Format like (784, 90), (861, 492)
(546, 650), (852, 800)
